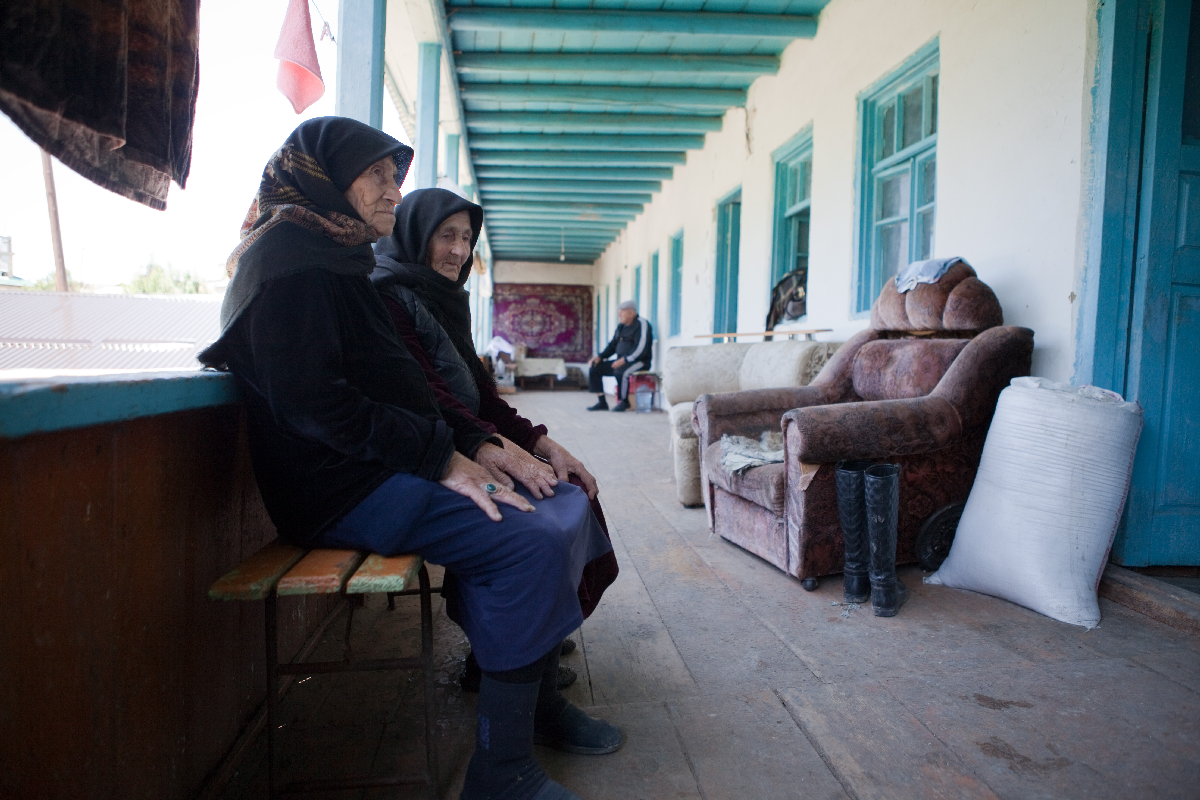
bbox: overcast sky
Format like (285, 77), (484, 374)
(0, 0), (411, 288)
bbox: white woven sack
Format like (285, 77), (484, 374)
(927, 377), (1143, 628)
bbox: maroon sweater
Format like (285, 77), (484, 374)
(383, 297), (547, 453)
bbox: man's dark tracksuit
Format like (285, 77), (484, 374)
(589, 316), (653, 401)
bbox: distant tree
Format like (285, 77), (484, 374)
(29, 270), (91, 292)
(124, 262), (203, 294)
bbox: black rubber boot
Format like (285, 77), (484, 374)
(587, 396), (609, 411)
(462, 674), (583, 800)
(834, 460), (874, 604)
(559, 638), (577, 656)
(865, 464), (908, 617)
(611, 399), (630, 412)
(534, 649), (625, 755)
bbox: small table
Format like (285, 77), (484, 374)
(695, 329), (832, 343)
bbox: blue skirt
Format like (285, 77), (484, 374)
(317, 473), (612, 672)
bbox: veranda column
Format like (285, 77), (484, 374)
(335, 0), (386, 127)
(415, 42), (442, 189)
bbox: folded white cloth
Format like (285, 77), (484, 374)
(895, 256), (967, 293)
(718, 430), (785, 475)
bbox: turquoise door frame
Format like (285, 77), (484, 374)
(713, 189), (742, 334)
(1084, 0), (1200, 565)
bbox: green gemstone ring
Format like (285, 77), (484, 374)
(484, 483), (498, 494)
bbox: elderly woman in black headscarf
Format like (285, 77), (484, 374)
(371, 188), (620, 685)
(200, 118), (620, 800)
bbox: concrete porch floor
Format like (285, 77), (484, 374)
(218, 391), (1200, 800)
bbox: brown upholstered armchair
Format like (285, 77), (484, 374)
(691, 264), (1033, 588)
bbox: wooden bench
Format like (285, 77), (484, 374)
(209, 541), (438, 799)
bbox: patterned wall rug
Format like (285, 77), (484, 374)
(492, 283), (593, 362)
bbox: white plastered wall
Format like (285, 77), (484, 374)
(591, 0), (1092, 380)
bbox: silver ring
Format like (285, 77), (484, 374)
(484, 483), (498, 495)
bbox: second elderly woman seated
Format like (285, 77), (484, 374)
(200, 117), (619, 800)
(370, 188), (620, 690)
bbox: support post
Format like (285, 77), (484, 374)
(40, 150), (68, 292)
(415, 43), (442, 189)
(335, 0), (386, 127)
(444, 133), (460, 186)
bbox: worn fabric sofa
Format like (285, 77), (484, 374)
(663, 339), (840, 506)
(692, 264), (1033, 585)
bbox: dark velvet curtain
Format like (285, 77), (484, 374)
(0, 0), (200, 209)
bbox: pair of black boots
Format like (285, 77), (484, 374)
(834, 461), (908, 617)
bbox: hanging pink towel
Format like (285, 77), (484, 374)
(275, 0), (325, 114)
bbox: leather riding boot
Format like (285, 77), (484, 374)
(865, 464), (908, 617)
(834, 460), (874, 603)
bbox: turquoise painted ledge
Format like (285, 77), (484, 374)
(0, 371), (239, 440)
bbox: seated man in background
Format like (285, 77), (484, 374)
(587, 300), (653, 412)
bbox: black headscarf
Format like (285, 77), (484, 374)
(206, 117), (414, 343)
(372, 188), (490, 385)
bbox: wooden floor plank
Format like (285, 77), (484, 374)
(780, 682), (1002, 800)
(667, 689), (849, 800)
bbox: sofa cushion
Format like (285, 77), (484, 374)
(738, 341), (840, 391)
(662, 342), (752, 405)
(703, 441), (787, 516)
(670, 401), (697, 441)
(851, 339), (968, 401)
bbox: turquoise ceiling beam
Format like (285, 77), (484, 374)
(487, 206), (638, 217)
(446, 9), (818, 39)
(482, 195), (650, 207)
(475, 165), (675, 181)
(488, 227), (619, 237)
(474, 151), (685, 166)
(460, 83), (745, 108)
(489, 221), (625, 232)
(482, 200), (648, 212)
(471, 134), (703, 152)
(455, 53), (780, 75)
(478, 180), (661, 194)
(466, 114), (723, 135)
(488, 213), (637, 224)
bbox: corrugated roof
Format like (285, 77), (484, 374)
(0, 291), (222, 371)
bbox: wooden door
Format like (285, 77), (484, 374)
(1113, 0), (1200, 565)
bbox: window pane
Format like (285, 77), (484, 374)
(787, 164), (799, 206)
(878, 171), (910, 220)
(800, 158), (812, 201)
(902, 85), (924, 149)
(922, 159), (936, 205)
(929, 74), (938, 135)
(880, 104), (896, 159)
(918, 209), (935, 260)
(879, 221), (909, 281)
(792, 212), (809, 317)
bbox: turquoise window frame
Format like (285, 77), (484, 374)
(633, 264), (642, 312)
(771, 125), (814, 310)
(595, 293), (601, 354)
(604, 285), (610, 344)
(669, 230), (684, 337)
(713, 188), (742, 334)
(853, 39), (940, 315)
(649, 250), (660, 332)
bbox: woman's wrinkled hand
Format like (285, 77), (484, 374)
(475, 437), (559, 499)
(440, 451), (535, 521)
(534, 436), (599, 500)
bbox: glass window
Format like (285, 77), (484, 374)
(855, 43), (939, 313)
(771, 127), (813, 317)
(669, 232), (683, 337)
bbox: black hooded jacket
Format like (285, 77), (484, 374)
(199, 119), (494, 545)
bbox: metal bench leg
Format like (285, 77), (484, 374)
(265, 591), (280, 800)
(419, 564), (440, 799)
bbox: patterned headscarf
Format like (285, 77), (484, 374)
(227, 117), (414, 277)
(201, 118), (413, 356)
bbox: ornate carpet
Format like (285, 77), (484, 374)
(492, 283), (593, 362)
